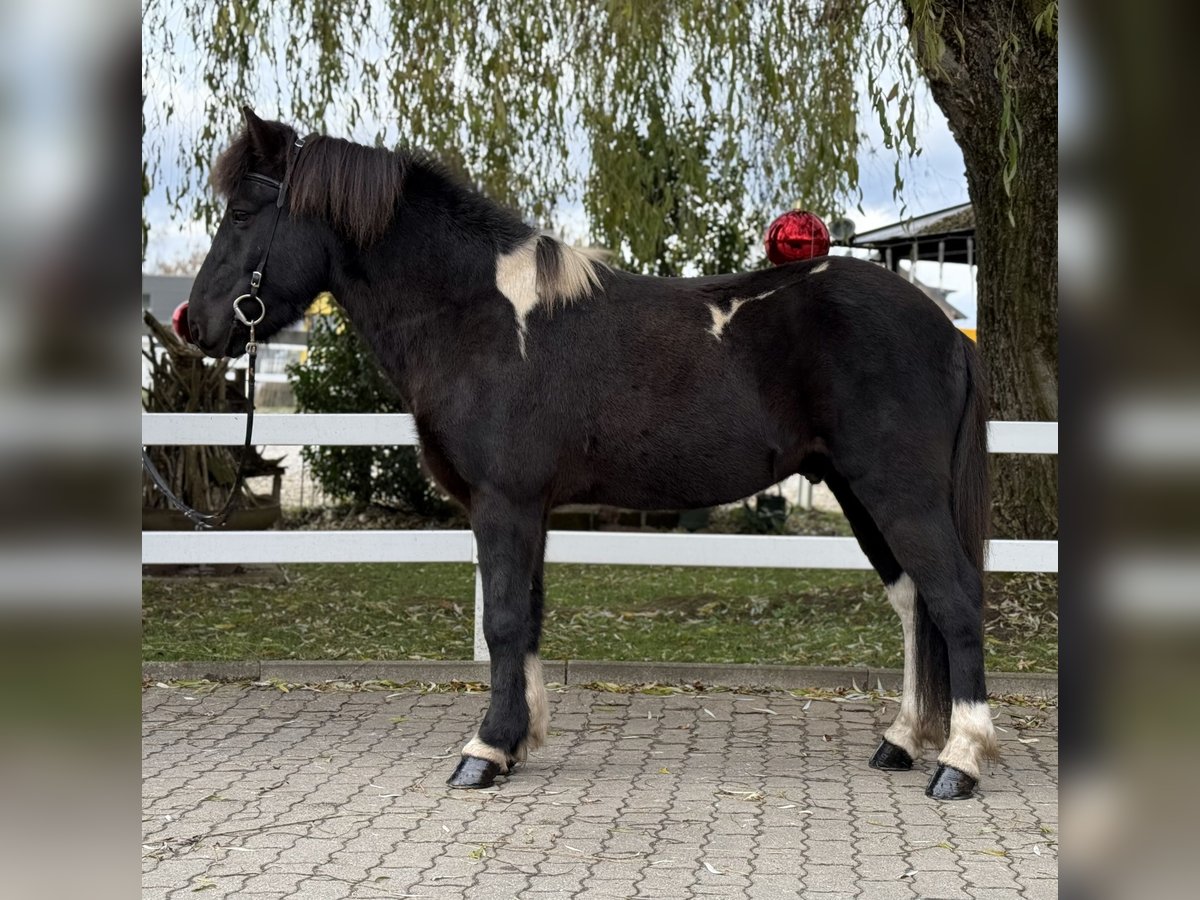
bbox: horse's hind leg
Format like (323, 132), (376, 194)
(825, 472), (942, 771)
(851, 480), (999, 799)
(448, 491), (546, 789)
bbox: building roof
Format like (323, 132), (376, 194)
(852, 202), (974, 245)
(850, 202), (975, 267)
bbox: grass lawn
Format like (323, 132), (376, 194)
(142, 563), (1057, 672)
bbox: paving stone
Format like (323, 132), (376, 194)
(142, 683), (1057, 899)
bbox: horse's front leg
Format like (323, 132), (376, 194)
(448, 491), (546, 789)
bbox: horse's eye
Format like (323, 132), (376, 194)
(231, 210), (250, 225)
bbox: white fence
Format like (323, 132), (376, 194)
(142, 413), (1058, 660)
(142, 336), (308, 387)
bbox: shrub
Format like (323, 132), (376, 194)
(287, 302), (451, 517)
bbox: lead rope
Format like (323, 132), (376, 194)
(140, 326), (259, 531)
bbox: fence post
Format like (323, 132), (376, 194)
(472, 536), (489, 662)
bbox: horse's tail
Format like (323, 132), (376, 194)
(951, 332), (990, 577)
(914, 332), (989, 741)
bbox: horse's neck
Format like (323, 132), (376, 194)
(330, 223), (506, 412)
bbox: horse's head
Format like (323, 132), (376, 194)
(183, 108), (331, 357)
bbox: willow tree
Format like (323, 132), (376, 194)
(142, 0), (1057, 539)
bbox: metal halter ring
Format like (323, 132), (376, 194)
(233, 294), (266, 327)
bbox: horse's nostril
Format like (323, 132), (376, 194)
(172, 302), (191, 341)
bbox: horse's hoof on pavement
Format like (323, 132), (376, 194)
(925, 763), (977, 800)
(447, 755), (503, 789)
(869, 738), (913, 771)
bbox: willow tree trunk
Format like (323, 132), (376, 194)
(910, 3), (1058, 540)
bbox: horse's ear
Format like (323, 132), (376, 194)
(241, 106), (287, 165)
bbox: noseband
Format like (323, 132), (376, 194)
(141, 135), (308, 530)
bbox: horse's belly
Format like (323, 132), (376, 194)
(575, 428), (789, 510)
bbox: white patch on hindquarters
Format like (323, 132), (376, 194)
(462, 734), (510, 771)
(495, 233), (606, 359)
(810, 260), (830, 274)
(707, 289), (776, 340)
(937, 700), (1000, 778)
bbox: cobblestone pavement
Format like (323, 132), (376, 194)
(142, 683), (1057, 899)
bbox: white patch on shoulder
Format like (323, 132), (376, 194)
(937, 699), (1000, 778)
(496, 238), (539, 317)
(810, 260), (830, 274)
(495, 234), (606, 359)
(707, 289), (776, 340)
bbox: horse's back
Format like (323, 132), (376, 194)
(590, 256), (969, 485)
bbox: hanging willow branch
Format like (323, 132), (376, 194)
(143, 0), (1053, 271)
(142, 0), (926, 273)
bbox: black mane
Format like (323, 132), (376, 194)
(212, 125), (517, 248)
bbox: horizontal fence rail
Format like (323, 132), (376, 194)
(142, 413), (421, 447)
(141, 414), (1057, 454)
(142, 529), (1056, 573)
(142, 413), (1059, 660)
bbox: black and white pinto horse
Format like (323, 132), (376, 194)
(184, 110), (999, 800)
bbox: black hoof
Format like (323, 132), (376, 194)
(447, 755), (503, 789)
(869, 738), (914, 771)
(925, 763), (978, 800)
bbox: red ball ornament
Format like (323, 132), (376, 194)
(764, 210), (831, 265)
